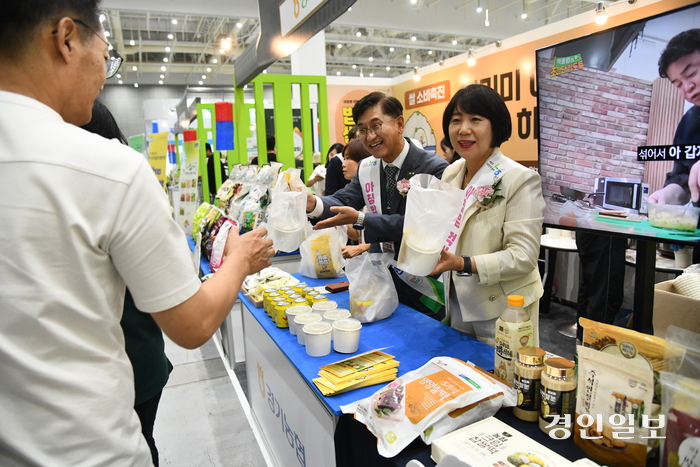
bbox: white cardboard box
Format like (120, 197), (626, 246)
(431, 416), (574, 467)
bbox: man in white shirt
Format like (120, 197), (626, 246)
(0, 2), (274, 465)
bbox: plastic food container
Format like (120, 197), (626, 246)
(332, 318), (362, 354)
(285, 305), (312, 336)
(303, 321), (332, 357)
(294, 313), (322, 345)
(648, 202), (700, 232)
(312, 299), (337, 314)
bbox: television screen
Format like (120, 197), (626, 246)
(536, 3), (700, 245)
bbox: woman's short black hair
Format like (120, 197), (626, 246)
(659, 29), (700, 78)
(326, 143), (344, 158)
(352, 92), (403, 124)
(442, 84), (512, 148)
(342, 139), (372, 163)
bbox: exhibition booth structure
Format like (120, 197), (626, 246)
(154, 1), (700, 466)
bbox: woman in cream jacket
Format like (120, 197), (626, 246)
(431, 85), (545, 346)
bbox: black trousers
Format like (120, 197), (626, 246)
(134, 390), (164, 467)
(575, 232), (627, 339)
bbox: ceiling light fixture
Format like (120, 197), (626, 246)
(202, 75), (207, 79)
(439, 59), (444, 66)
(212, 58), (218, 64)
(337, 43), (342, 49)
(160, 74), (165, 79)
(129, 39), (135, 46)
(219, 48), (224, 54)
(116, 73), (121, 79)
(262, 69), (266, 73)
(476, 0), (482, 13)
(165, 46), (171, 52)
(522, 0), (529, 19)
(336, 71), (341, 75)
(171, 19), (177, 25)
(104, 31), (110, 37)
(386, 66), (391, 71)
(167, 33), (174, 40)
(406, 54), (411, 60)
(99, 14), (106, 23)
(368, 56), (374, 61)
(134, 83), (139, 88)
(221, 38), (232, 50)
(206, 67), (211, 72)
(198, 80), (203, 85)
(356, 31), (362, 37)
(428, 50), (433, 55)
(236, 22), (243, 28)
(413, 67), (421, 82)
(159, 80), (163, 85)
(352, 64), (357, 69)
(411, 35), (416, 41)
(389, 47), (395, 52)
(132, 65), (137, 71)
(163, 57), (169, 62)
(369, 72), (374, 77)
(595, 2), (607, 24)
(467, 49), (476, 66)
(452, 39), (457, 45)
(406, 59), (410, 64)
(485, 9), (490, 26)
(160, 66), (167, 71)
(410, 0), (418, 4)
(118, 80), (123, 84)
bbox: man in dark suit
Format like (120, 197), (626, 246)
(306, 92), (448, 318)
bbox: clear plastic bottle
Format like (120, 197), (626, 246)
(494, 295), (533, 386)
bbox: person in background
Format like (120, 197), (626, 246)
(306, 92), (448, 318)
(305, 151), (326, 195)
(0, 2), (275, 465)
(347, 125), (359, 143)
(206, 142), (227, 201)
(82, 100), (170, 466)
(250, 133), (277, 165)
(324, 142), (347, 196)
(340, 140), (373, 259)
(429, 84), (545, 345)
(439, 136), (460, 164)
(650, 28), (700, 262)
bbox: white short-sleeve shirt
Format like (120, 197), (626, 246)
(0, 91), (201, 466)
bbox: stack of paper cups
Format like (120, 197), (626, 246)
(303, 322), (332, 357)
(333, 318), (362, 354)
(285, 305), (312, 336)
(294, 313), (322, 345)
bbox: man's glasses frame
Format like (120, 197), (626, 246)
(357, 116), (399, 139)
(52, 18), (123, 79)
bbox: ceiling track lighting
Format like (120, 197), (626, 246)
(476, 0), (482, 13)
(485, 9), (490, 27)
(595, 2), (607, 25)
(467, 49), (476, 66)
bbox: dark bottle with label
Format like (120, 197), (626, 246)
(513, 346), (546, 422)
(539, 357), (576, 438)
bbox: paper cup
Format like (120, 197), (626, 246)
(294, 313), (322, 345)
(333, 318), (362, 354)
(675, 248), (693, 269)
(285, 305), (312, 336)
(312, 300), (338, 315)
(402, 238), (441, 276)
(303, 322), (332, 357)
(323, 308), (351, 324)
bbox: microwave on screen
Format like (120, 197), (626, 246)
(593, 177), (649, 214)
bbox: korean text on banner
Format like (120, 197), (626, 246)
(148, 132), (168, 190)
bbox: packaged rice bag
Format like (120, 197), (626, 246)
(341, 357), (506, 458)
(574, 345), (655, 467)
(579, 317), (683, 404)
(420, 361), (516, 445)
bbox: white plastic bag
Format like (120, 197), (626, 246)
(267, 169), (307, 252)
(345, 253), (398, 323)
(341, 357), (506, 458)
(299, 225), (347, 279)
(397, 174), (465, 276)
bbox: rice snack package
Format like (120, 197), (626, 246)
(341, 357), (503, 458)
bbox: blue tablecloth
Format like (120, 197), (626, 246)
(239, 273), (495, 416)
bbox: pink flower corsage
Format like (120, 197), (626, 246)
(473, 179), (503, 210)
(397, 179), (411, 196)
